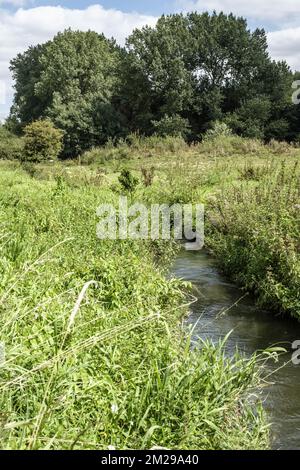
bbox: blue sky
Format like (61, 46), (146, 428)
(31, 0), (175, 16)
(1, 0), (300, 120)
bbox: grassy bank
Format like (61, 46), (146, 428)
(207, 160), (300, 319)
(0, 165), (268, 449)
(64, 134), (300, 320)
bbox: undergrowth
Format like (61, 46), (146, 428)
(0, 168), (268, 449)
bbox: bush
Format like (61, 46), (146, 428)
(0, 126), (24, 160)
(118, 168), (139, 193)
(151, 114), (191, 138)
(23, 120), (64, 163)
(225, 97), (271, 140)
(207, 162), (300, 318)
(203, 121), (232, 141)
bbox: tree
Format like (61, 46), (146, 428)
(120, 12), (293, 141)
(10, 29), (121, 157)
(151, 114), (191, 138)
(9, 44), (49, 132)
(118, 14), (194, 135)
(9, 14), (296, 150)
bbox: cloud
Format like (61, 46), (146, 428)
(0, 4), (156, 120)
(177, 0), (300, 25)
(268, 28), (300, 71)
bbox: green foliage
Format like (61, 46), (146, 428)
(203, 121), (232, 141)
(0, 126), (24, 160)
(207, 161), (300, 318)
(10, 29), (121, 157)
(9, 13), (295, 155)
(225, 97), (272, 139)
(152, 114), (191, 138)
(23, 120), (63, 162)
(118, 168), (139, 193)
(121, 12), (292, 140)
(0, 167), (268, 449)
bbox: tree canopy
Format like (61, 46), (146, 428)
(8, 12), (299, 157)
(10, 29), (121, 157)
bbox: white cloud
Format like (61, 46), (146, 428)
(178, 0), (300, 24)
(0, 4), (156, 120)
(268, 28), (300, 71)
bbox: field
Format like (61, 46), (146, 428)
(0, 135), (299, 449)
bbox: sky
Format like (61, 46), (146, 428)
(1, 0), (300, 120)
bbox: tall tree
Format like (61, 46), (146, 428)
(120, 12), (292, 140)
(10, 29), (121, 156)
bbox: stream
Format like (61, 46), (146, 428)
(170, 248), (300, 450)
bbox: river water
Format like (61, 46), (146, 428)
(170, 249), (300, 450)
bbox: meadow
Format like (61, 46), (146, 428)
(0, 134), (299, 449)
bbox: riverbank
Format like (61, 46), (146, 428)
(206, 159), (300, 320)
(74, 136), (300, 320)
(0, 165), (269, 449)
(171, 249), (300, 450)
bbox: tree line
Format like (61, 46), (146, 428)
(6, 11), (300, 158)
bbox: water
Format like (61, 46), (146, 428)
(170, 249), (300, 450)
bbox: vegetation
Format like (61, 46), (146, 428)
(1, 8), (299, 451)
(23, 120), (64, 162)
(9, 29), (120, 157)
(207, 161), (300, 319)
(6, 12), (300, 157)
(0, 126), (23, 160)
(0, 163), (268, 450)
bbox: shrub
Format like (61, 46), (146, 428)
(225, 97), (271, 140)
(151, 114), (191, 139)
(118, 168), (139, 193)
(23, 120), (64, 163)
(0, 126), (24, 160)
(207, 162), (300, 318)
(203, 121), (232, 141)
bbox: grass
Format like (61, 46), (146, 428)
(207, 160), (300, 319)
(0, 160), (270, 450)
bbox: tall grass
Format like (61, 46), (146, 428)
(0, 167), (268, 449)
(207, 160), (300, 318)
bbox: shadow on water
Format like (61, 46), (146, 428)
(170, 248), (300, 450)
